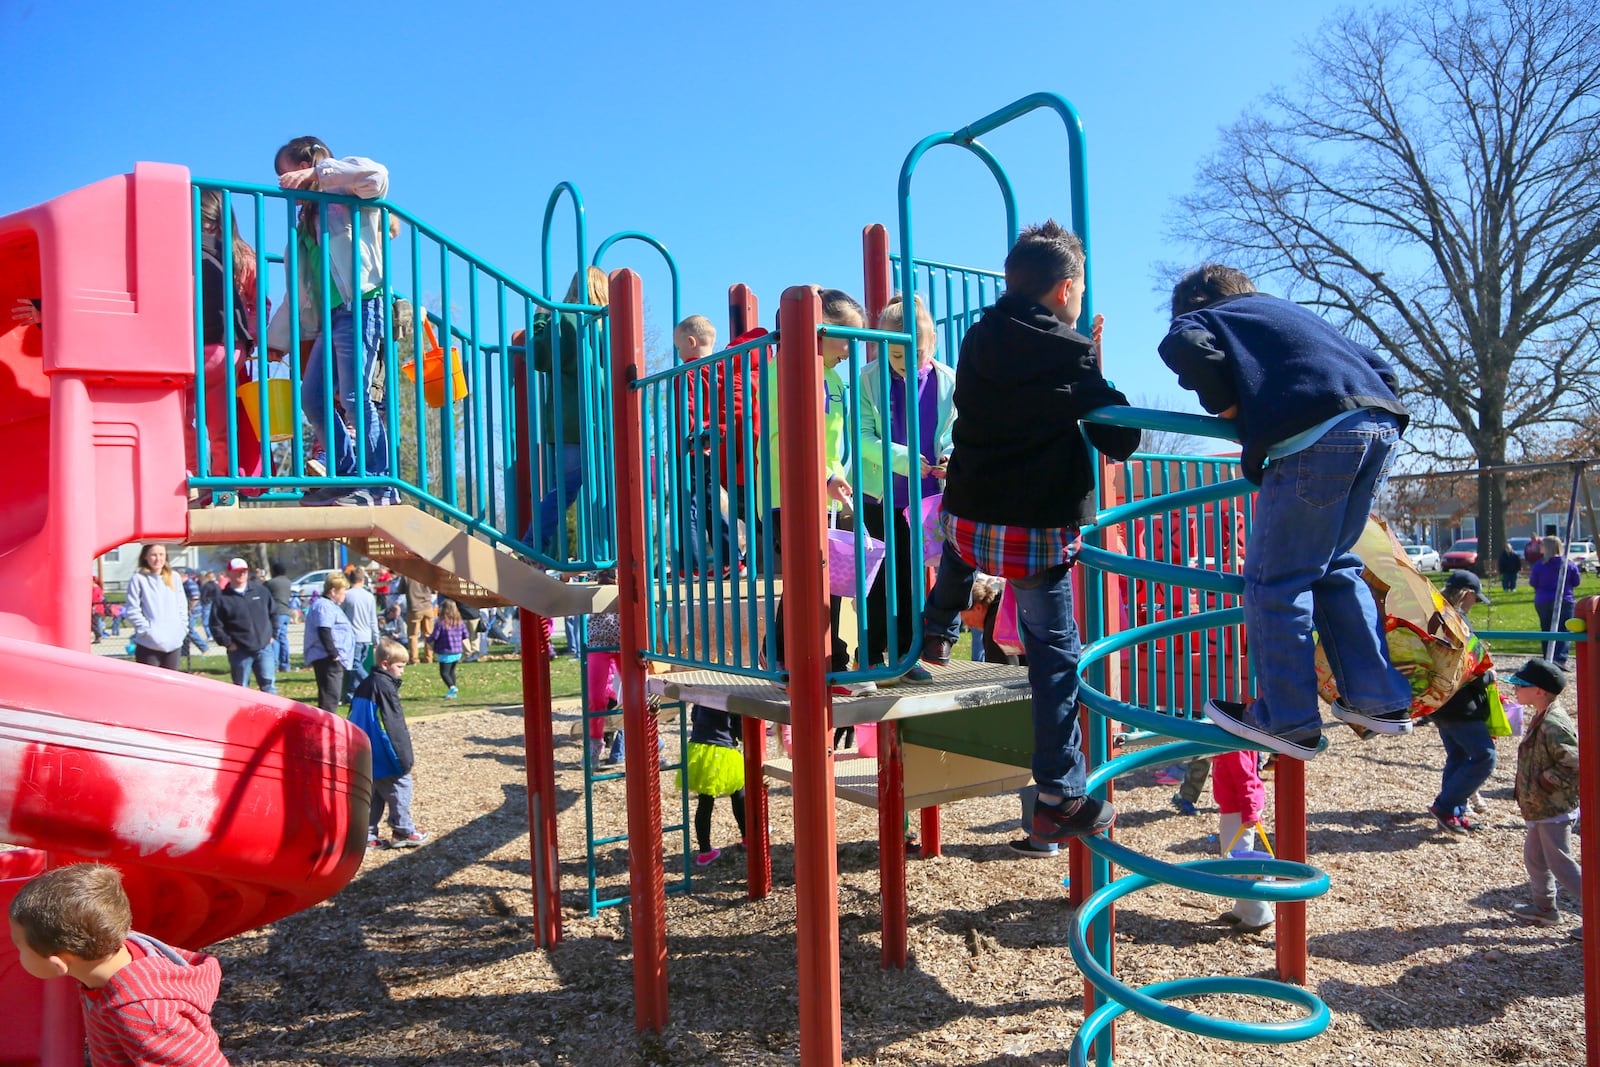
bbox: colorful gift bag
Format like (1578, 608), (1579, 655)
(905, 492), (945, 566)
(994, 581), (1024, 657)
(827, 525), (886, 599)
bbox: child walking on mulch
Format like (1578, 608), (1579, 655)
(350, 638), (430, 849)
(684, 704), (746, 866)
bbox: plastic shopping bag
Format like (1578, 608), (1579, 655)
(827, 526), (886, 599)
(905, 492), (945, 566)
(994, 581), (1024, 657)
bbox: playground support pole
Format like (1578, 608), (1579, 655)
(878, 720), (908, 968)
(610, 269), (670, 1032)
(1275, 757), (1309, 984)
(512, 354), (562, 949)
(1575, 597), (1599, 1067)
(742, 715), (772, 900)
(729, 283), (759, 337)
(778, 286), (844, 1067)
(862, 224), (893, 330)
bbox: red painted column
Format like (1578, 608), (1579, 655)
(919, 806), (942, 858)
(778, 286), (843, 1067)
(1275, 756), (1309, 984)
(1575, 597), (1599, 1067)
(878, 721), (908, 968)
(862, 224), (892, 328)
(512, 350), (562, 948)
(609, 269), (669, 1031)
(729, 283), (760, 337)
(742, 714), (772, 900)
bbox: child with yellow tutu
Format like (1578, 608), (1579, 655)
(684, 705), (746, 866)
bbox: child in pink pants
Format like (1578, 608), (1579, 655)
(583, 571), (623, 765)
(1213, 749), (1271, 932)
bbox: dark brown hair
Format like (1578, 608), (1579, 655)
(1169, 264), (1257, 319)
(9, 864), (132, 960)
(1004, 219), (1084, 302)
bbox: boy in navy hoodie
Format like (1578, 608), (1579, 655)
(1160, 264), (1411, 759)
(350, 637), (430, 848)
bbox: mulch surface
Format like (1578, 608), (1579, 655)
(213, 702), (1585, 1066)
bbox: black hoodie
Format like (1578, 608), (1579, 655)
(941, 293), (1142, 528)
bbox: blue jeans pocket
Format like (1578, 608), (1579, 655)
(1295, 443), (1366, 508)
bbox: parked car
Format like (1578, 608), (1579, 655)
(1403, 544), (1441, 572)
(1441, 538), (1479, 571)
(290, 568), (338, 599)
(1569, 540), (1597, 573)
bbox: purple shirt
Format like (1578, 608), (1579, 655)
(888, 363), (940, 509)
(1530, 556), (1581, 605)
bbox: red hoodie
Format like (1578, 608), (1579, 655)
(80, 933), (229, 1066)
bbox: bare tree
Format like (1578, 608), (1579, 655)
(1173, 0), (1600, 572)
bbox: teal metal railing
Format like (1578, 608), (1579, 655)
(888, 254), (1003, 368)
(188, 178), (620, 571)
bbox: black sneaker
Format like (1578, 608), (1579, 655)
(299, 486), (343, 507)
(1430, 804), (1469, 835)
(330, 488), (377, 507)
(1204, 698), (1326, 761)
(1329, 699), (1414, 735)
(921, 636), (954, 667)
(1007, 836), (1061, 858)
(1030, 796), (1115, 844)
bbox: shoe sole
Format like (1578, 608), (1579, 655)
(1031, 806), (1116, 845)
(1205, 700), (1326, 760)
(1329, 701), (1414, 735)
(1006, 839), (1061, 858)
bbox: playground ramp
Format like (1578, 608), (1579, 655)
(188, 504), (617, 618)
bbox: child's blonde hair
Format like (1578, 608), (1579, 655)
(323, 574), (350, 596)
(565, 266), (610, 308)
(876, 294), (937, 362)
(674, 314), (716, 346)
(375, 636), (409, 665)
(9, 864), (132, 961)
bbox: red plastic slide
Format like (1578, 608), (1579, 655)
(0, 165), (372, 1067)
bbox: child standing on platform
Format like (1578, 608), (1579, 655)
(1160, 264), (1410, 760)
(351, 638), (430, 848)
(922, 221), (1141, 843)
(429, 599), (469, 699)
(8, 864), (229, 1066)
(686, 704), (746, 866)
(1511, 658), (1581, 927)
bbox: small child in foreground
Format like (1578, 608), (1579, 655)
(1511, 657), (1581, 927)
(350, 637), (430, 848)
(685, 704), (747, 866)
(8, 863), (230, 1066)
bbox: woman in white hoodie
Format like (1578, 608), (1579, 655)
(124, 544), (190, 669)
(267, 136), (393, 507)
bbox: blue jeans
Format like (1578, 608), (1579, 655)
(275, 615), (291, 671)
(228, 646), (277, 694)
(303, 301), (390, 480)
(1245, 411), (1412, 735)
(1433, 717), (1496, 817)
(534, 443), (585, 557)
(926, 551), (1085, 797)
(1537, 600), (1575, 667)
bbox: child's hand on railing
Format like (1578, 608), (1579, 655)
(277, 168), (318, 191)
(10, 298), (40, 327)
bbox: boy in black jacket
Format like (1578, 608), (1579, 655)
(921, 220), (1142, 844)
(350, 638), (430, 849)
(1159, 264), (1411, 759)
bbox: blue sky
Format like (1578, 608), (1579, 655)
(2, 0), (1345, 409)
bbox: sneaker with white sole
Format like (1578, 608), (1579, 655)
(1006, 836), (1061, 858)
(1511, 903), (1561, 927)
(830, 679), (878, 697)
(1204, 698), (1326, 761)
(391, 830), (431, 848)
(1329, 698), (1414, 735)
(1030, 795), (1116, 844)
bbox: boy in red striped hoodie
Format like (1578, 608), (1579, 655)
(9, 863), (229, 1066)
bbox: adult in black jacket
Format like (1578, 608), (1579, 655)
(921, 220), (1140, 846)
(210, 558), (279, 694)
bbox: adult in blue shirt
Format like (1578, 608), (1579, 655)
(303, 574), (355, 711)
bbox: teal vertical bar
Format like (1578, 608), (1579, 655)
(380, 208), (400, 489)
(350, 203), (367, 480)
(190, 186), (209, 483)
(438, 242), (456, 507)
(219, 189), (240, 479)
(410, 230), (428, 496)
(283, 195), (305, 478)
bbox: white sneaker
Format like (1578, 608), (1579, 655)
(830, 680), (878, 697)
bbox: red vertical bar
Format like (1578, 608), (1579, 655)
(609, 269), (669, 1031)
(1575, 597), (1599, 1067)
(778, 286), (843, 1067)
(878, 721), (908, 968)
(742, 714), (772, 900)
(512, 354), (562, 947)
(729, 283), (760, 337)
(1275, 756), (1309, 984)
(919, 806), (942, 858)
(862, 225), (893, 328)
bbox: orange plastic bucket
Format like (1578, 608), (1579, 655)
(236, 377), (296, 442)
(402, 318), (469, 408)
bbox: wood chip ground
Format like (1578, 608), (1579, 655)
(213, 702), (1585, 1066)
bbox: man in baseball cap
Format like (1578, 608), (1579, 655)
(209, 557), (280, 693)
(1443, 568), (1491, 606)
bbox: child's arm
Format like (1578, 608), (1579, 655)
(379, 685), (415, 774)
(1157, 319), (1238, 416)
(311, 157), (389, 200)
(1540, 714), (1581, 789)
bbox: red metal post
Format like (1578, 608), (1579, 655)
(919, 806), (942, 858)
(778, 286), (843, 1067)
(878, 721), (908, 968)
(512, 351), (562, 947)
(1275, 756), (1309, 984)
(862, 224), (893, 328)
(609, 269), (669, 1031)
(1575, 597), (1599, 1067)
(742, 714), (772, 900)
(729, 284), (760, 337)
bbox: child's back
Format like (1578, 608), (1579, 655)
(84, 933), (228, 1066)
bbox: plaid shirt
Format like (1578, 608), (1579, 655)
(941, 510), (1080, 580)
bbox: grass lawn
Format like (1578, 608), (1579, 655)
(186, 649), (585, 719)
